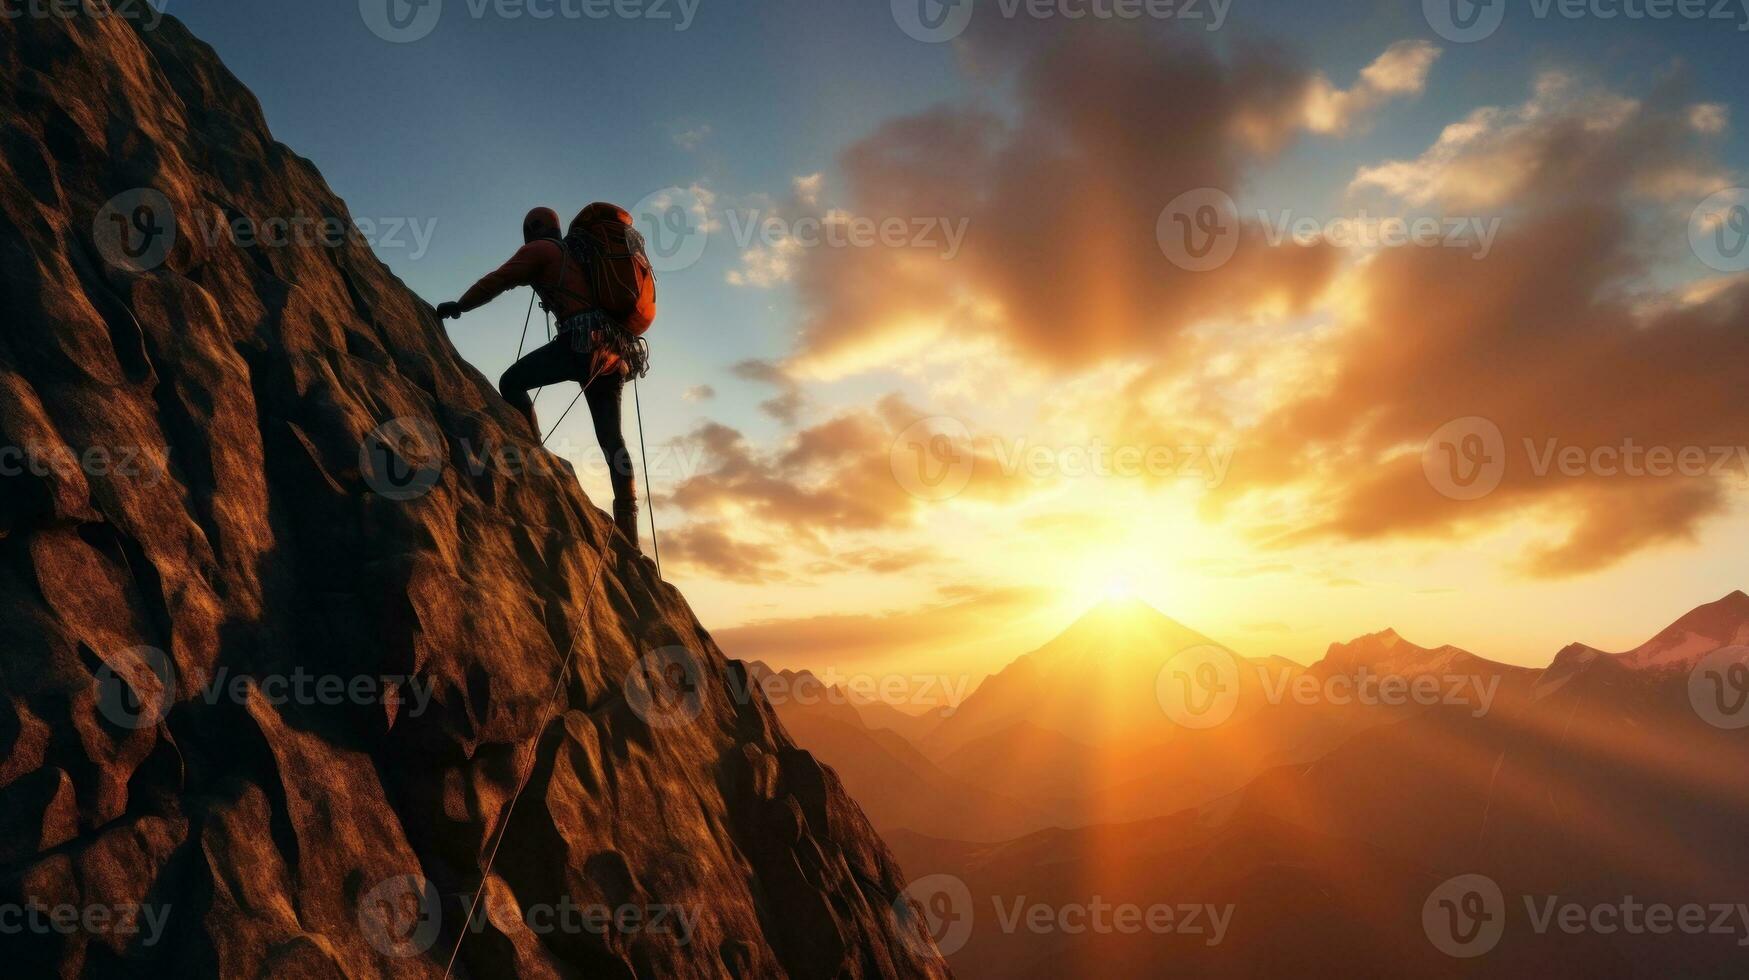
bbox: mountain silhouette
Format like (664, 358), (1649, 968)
(0, 12), (945, 978)
(884, 592), (1749, 977)
(741, 662), (1049, 841)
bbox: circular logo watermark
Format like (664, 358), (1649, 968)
(624, 645), (707, 729)
(360, 0), (444, 43)
(361, 417), (445, 501)
(891, 0), (974, 42)
(894, 874), (974, 957)
(1423, 0), (1506, 43)
(358, 875), (443, 957)
(1423, 873), (1505, 958)
(1689, 645), (1749, 730)
(1157, 188), (1240, 273)
(889, 416), (975, 502)
(630, 187), (711, 273)
(1155, 645), (1242, 729)
(94, 189), (176, 272)
(1688, 188), (1749, 274)
(94, 645), (176, 729)
(1423, 417), (1506, 501)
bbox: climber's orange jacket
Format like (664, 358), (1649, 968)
(458, 239), (653, 377)
(458, 239), (590, 321)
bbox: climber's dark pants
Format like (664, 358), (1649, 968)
(499, 334), (634, 503)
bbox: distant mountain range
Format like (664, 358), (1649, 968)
(747, 591), (1749, 976)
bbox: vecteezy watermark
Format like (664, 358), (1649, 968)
(624, 645), (708, 729)
(732, 666), (974, 716)
(0, 900), (173, 947)
(1690, 188), (1749, 273)
(359, 0), (700, 43)
(0, 0), (168, 29)
(895, 874), (976, 956)
(358, 876), (699, 957)
(93, 644), (436, 731)
(1422, 874), (1507, 957)
(1426, 0), (1749, 42)
(190, 209), (439, 261)
(889, 417), (976, 502)
(361, 419), (706, 503)
(93, 189), (176, 272)
(1423, 874), (1749, 957)
(625, 189), (973, 276)
(94, 645), (177, 730)
(889, 416), (1235, 503)
(891, 0), (1230, 43)
(1256, 209), (1501, 260)
(0, 444), (170, 487)
(1689, 646), (1749, 730)
(1422, 417), (1749, 501)
(361, 417), (446, 502)
(1423, 417), (1507, 501)
(1155, 645), (1503, 730)
(456, 435), (707, 484)
(722, 210), (971, 261)
(1157, 188), (1240, 273)
(1157, 189), (1502, 271)
(630, 187), (712, 274)
(893, 874), (1234, 957)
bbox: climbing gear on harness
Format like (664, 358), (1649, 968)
(555, 309), (650, 381)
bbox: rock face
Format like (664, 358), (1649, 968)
(0, 11), (948, 979)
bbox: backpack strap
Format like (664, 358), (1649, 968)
(534, 236), (592, 312)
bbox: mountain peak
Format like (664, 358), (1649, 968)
(1621, 589), (1749, 670)
(1067, 596), (1204, 636)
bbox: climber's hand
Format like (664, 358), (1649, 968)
(436, 301), (463, 321)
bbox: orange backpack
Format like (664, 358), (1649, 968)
(564, 203), (657, 335)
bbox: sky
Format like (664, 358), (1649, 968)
(169, 0), (1749, 690)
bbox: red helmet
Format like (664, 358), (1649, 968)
(522, 207), (561, 244)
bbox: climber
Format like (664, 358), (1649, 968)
(435, 206), (653, 549)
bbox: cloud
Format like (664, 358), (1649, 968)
(1302, 40), (1441, 136)
(664, 523), (789, 583)
(803, 546), (939, 576)
(682, 384), (716, 402)
(673, 123), (711, 151)
(725, 238), (803, 288)
(651, 183), (721, 233)
(793, 173), (824, 206)
(1207, 72), (1749, 577)
(664, 394), (1030, 542)
(713, 585), (1051, 667)
(1349, 72), (1728, 208)
(731, 359), (806, 424)
(775, 28), (1365, 378)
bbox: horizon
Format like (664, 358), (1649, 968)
(758, 587), (1749, 710)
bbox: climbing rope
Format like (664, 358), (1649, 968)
(540, 368), (600, 446)
(439, 518), (617, 979)
(634, 378), (661, 574)
(515, 289), (558, 409)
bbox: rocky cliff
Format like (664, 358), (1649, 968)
(0, 10), (948, 978)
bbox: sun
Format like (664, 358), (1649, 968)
(1101, 575), (1135, 601)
